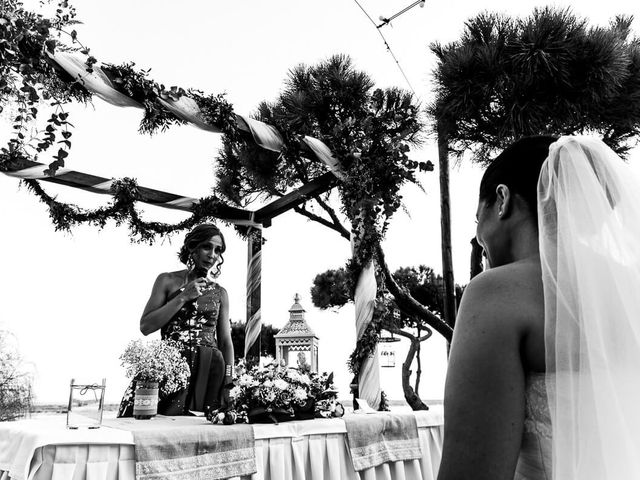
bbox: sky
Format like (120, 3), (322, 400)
(1, 0), (640, 404)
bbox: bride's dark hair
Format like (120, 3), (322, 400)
(479, 135), (559, 221)
(178, 223), (226, 276)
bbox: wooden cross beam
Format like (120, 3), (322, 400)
(3, 155), (338, 227)
(2, 155), (257, 223)
(253, 172), (337, 227)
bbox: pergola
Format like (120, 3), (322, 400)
(2, 49), (421, 408)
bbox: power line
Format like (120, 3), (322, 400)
(352, 0), (416, 94)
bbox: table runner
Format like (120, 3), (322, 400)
(106, 416), (256, 480)
(343, 412), (422, 471)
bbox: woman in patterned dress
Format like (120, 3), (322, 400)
(117, 224), (234, 416)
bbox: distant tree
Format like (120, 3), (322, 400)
(0, 330), (33, 421)
(230, 321), (280, 362)
(312, 265), (463, 410)
(429, 7), (640, 328)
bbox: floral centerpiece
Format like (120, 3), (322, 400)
(207, 360), (344, 424)
(119, 339), (190, 396)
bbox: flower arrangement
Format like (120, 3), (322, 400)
(207, 360), (344, 424)
(119, 339), (190, 395)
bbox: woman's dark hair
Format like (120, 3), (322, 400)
(479, 135), (559, 219)
(178, 223), (226, 276)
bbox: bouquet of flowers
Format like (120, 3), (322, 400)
(208, 360), (344, 424)
(119, 339), (190, 395)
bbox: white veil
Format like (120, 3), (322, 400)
(538, 136), (640, 479)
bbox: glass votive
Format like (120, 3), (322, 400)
(66, 378), (106, 429)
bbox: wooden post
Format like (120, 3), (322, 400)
(438, 124), (457, 330)
(244, 227), (262, 367)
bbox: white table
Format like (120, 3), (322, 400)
(0, 409), (443, 480)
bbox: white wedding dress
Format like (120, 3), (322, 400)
(514, 373), (552, 480)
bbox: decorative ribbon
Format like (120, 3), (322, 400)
(244, 234), (262, 358)
(354, 260), (381, 409)
(47, 51), (141, 108)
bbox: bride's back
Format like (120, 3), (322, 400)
(439, 136), (558, 480)
(489, 257), (545, 374)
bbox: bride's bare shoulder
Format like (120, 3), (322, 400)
(459, 259), (543, 325)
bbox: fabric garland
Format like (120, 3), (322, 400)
(354, 260), (382, 409)
(244, 232), (263, 358)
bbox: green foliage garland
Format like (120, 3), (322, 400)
(0, 1), (246, 240)
(0, 0), (92, 175)
(22, 174), (243, 243)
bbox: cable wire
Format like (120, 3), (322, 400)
(351, 0), (416, 94)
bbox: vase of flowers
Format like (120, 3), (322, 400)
(207, 360), (344, 425)
(133, 381), (159, 419)
(120, 339), (190, 419)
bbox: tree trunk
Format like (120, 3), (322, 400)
(414, 336), (422, 394)
(389, 327), (432, 410)
(437, 124), (457, 330)
(375, 242), (453, 341)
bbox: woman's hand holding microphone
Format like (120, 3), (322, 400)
(179, 277), (213, 302)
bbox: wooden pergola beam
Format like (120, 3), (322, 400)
(253, 172), (337, 227)
(2, 155), (256, 223)
(3, 155), (339, 228)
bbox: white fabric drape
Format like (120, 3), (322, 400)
(48, 51), (141, 108)
(539, 136), (640, 479)
(46, 52), (344, 181)
(0, 411), (443, 480)
(158, 97), (221, 133)
(354, 260), (381, 410)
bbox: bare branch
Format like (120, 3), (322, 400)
(375, 242), (454, 341)
(311, 196), (351, 239)
(293, 204), (351, 239)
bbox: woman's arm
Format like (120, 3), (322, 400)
(216, 286), (234, 382)
(437, 270), (526, 480)
(139, 273), (187, 336)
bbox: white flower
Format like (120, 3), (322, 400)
(298, 373), (311, 385)
(293, 388), (307, 401)
(287, 369), (300, 382)
(262, 379), (273, 388)
(273, 379), (289, 390)
(239, 374), (254, 387)
(264, 391), (276, 402)
(229, 386), (241, 399)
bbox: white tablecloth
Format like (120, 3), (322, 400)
(0, 408), (443, 480)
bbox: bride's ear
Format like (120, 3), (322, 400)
(495, 184), (511, 219)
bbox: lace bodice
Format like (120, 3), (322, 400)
(523, 373), (552, 438)
(515, 373), (553, 480)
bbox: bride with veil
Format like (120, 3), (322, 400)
(437, 135), (640, 479)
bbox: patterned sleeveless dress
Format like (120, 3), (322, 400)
(117, 283), (226, 417)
